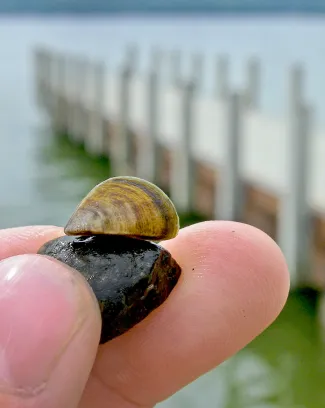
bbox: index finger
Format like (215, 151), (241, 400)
(0, 226), (64, 260)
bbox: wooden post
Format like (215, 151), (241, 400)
(170, 80), (195, 213)
(244, 56), (260, 109)
(48, 51), (57, 129)
(76, 56), (92, 147)
(34, 48), (44, 108)
(215, 54), (229, 100)
(111, 45), (138, 175)
(85, 61), (106, 156)
(81, 58), (95, 154)
(64, 54), (76, 141)
(47, 51), (56, 124)
(43, 50), (52, 113)
(191, 53), (204, 91)
(125, 43), (139, 70)
(52, 52), (66, 134)
(40, 49), (48, 108)
(69, 55), (78, 142)
(277, 64), (311, 287)
(71, 56), (86, 144)
(42, 50), (56, 125)
(216, 91), (243, 221)
(66, 55), (78, 142)
(136, 47), (162, 182)
(60, 52), (70, 133)
(170, 49), (182, 88)
(94, 61), (106, 156)
(115, 64), (131, 175)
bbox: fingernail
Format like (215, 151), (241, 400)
(0, 254), (90, 397)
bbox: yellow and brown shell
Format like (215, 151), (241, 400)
(64, 176), (179, 241)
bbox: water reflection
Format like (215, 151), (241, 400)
(159, 291), (324, 408)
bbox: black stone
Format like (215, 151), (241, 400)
(38, 235), (181, 344)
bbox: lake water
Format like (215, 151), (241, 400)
(1, 15), (325, 407)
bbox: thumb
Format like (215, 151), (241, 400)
(0, 254), (101, 408)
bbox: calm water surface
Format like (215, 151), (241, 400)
(1, 16), (325, 407)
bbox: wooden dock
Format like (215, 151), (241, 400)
(33, 45), (325, 291)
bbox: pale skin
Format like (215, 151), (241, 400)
(0, 221), (290, 408)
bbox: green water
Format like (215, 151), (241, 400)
(159, 288), (325, 408)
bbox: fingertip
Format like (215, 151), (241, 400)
(163, 220), (290, 330)
(0, 225), (64, 238)
(0, 253), (101, 406)
(0, 225), (65, 260)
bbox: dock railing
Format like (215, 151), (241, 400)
(33, 45), (325, 289)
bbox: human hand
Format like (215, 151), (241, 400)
(0, 221), (289, 408)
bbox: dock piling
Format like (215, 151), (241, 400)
(112, 45), (138, 175)
(277, 64), (311, 286)
(170, 79), (196, 213)
(215, 54), (230, 101)
(244, 56), (260, 109)
(33, 45), (325, 292)
(136, 47), (162, 182)
(216, 91), (243, 221)
(170, 49), (182, 88)
(86, 61), (106, 156)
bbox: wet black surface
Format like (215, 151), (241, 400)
(39, 234), (182, 343)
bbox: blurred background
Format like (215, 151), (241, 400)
(1, 1), (325, 407)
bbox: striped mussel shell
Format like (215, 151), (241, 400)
(64, 176), (179, 241)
